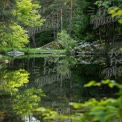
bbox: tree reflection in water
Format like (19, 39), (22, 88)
(0, 69), (45, 122)
(0, 53), (120, 122)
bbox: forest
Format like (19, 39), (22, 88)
(0, 0), (122, 122)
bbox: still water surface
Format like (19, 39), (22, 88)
(0, 53), (121, 122)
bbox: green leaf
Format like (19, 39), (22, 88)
(84, 81), (96, 87)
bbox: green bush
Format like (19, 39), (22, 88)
(68, 80), (122, 122)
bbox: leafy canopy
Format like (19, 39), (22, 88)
(68, 80), (122, 122)
(13, 0), (45, 27)
(0, 24), (29, 48)
(0, 0), (44, 48)
(57, 30), (77, 51)
(109, 7), (122, 23)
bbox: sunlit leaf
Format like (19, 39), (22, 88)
(84, 81), (96, 87)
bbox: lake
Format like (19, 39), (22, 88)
(0, 52), (121, 122)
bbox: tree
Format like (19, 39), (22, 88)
(0, 24), (29, 48)
(0, 0), (44, 48)
(57, 30), (77, 51)
(72, 0), (89, 40)
(109, 7), (122, 23)
(12, 0), (44, 27)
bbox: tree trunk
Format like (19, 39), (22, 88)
(32, 35), (36, 48)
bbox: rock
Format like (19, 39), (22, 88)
(7, 50), (24, 56)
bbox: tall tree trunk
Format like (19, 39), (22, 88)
(60, 8), (63, 31)
(32, 35), (36, 48)
(69, 0), (73, 35)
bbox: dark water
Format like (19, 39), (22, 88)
(0, 52), (121, 122)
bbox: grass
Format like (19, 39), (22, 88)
(0, 48), (66, 54)
(0, 48), (67, 60)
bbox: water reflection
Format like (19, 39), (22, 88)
(0, 68), (45, 122)
(32, 57), (74, 88)
(0, 69), (29, 93)
(0, 52), (121, 121)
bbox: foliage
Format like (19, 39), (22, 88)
(86, 0), (122, 44)
(0, 0), (122, 121)
(95, 0), (111, 9)
(109, 7), (122, 23)
(57, 30), (77, 51)
(72, 0), (89, 40)
(0, 69), (29, 94)
(34, 107), (58, 121)
(0, 0), (44, 48)
(0, 24), (29, 48)
(68, 80), (122, 122)
(12, 0), (44, 27)
(0, 68), (45, 117)
(13, 88), (45, 115)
